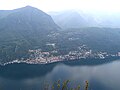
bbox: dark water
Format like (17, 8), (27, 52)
(0, 59), (120, 90)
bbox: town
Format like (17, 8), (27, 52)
(3, 44), (120, 66)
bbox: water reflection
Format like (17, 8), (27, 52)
(0, 60), (120, 90)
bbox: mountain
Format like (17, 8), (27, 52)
(56, 27), (120, 54)
(0, 7), (120, 64)
(0, 6), (60, 33)
(49, 10), (90, 29)
(0, 6), (60, 63)
(49, 10), (120, 29)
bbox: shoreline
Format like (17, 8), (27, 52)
(0, 56), (119, 67)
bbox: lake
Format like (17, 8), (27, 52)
(0, 59), (120, 90)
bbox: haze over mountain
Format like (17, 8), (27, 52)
(49, 10), (120, 29)
(49, 10), (89, 29)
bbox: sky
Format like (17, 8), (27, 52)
(0, 0), (120, 13)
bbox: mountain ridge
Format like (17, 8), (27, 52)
(49, 10), (120, 29)
(0, 6), (60, 63)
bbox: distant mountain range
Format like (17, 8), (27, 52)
(49, 11), (89, 29)
(49, 10), (120, 29)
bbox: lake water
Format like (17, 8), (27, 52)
(0, 59), (120, 90)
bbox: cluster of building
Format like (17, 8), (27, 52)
(2, 45), (120, 66)
(22, 45), (120, 64)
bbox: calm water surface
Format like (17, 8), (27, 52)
(0, 60), (120, 90)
